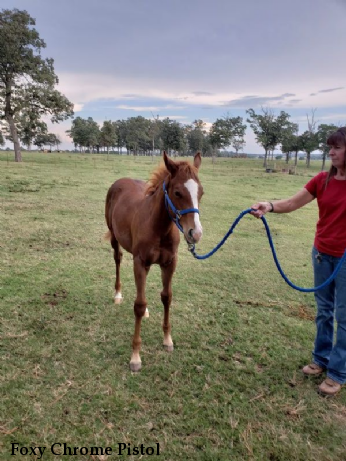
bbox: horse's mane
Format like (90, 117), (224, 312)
(145, 160), (198, 195)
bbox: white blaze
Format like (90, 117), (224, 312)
(184, 179), (203, 236)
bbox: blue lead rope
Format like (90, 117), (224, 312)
(188, 208), (346, 293)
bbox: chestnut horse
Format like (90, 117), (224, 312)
(105, 152), (203, 371)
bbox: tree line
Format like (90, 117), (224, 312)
(246, 108), (340, 169)
(66, 115), (247, 158)
(66, 110), (339, 169)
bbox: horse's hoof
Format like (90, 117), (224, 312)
(163, 344), (174, 352)
(114, 294), (123, 304)
(130, 361), (142, 372)
(144, 308), (149, 318)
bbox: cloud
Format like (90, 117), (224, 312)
(43, 119), (73, 144)
(313, 113), (346, 122)
(290, 113), (346, 128)
(162, 115), (189, 120)
(73, 103), (84, 112)
(191, 91), (213, 96)
(221, 93), (296, 108)
(317, 87), (344, 94)
(115, 104), (185, 111)
(56, 71), (346, 115)
(121, 94), (145, 99)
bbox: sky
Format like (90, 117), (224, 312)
(2, 0), (346, 153)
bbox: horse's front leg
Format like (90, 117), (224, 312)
(130, 256), (149, 372)
(160, 258), (177, 352)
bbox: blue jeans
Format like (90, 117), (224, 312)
(312, 246), (346, 384)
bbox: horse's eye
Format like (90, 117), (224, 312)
(174, 191), (182, 198)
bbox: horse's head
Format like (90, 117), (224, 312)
(163, 152), (203, 244)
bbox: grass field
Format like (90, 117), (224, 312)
(1, 151), (345, 460)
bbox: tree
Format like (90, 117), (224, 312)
(149, 113), (160, 158)
(160, 118), (185, 155)
(66, 117), (86, 152)
(33, 131), (58, 151)
(114, 120), (127, 155)
(209, 115), (246, 154)
(186, 119), (207, 154)
(125, 116), (151, 155)
(83, 118), (100, 153)
(54, 134), (61, 151)
(280, 122), (299, 164)
(289, 134), (303, 167)
(100, 120), (117, 156)
(0, 128), (4, 147)
(0, 8), (73, 162)
(16, 110), (48, 150)
(301, 109), (319, 168)
(67, 117), (100, 153)
(231, 122), (246, 155)
(201, 135), (214, 157)
(300, 130), (319, 168)
(317, 123), (339, 171)
(47, 133), (60, 151)
(247, 108), (291, 168)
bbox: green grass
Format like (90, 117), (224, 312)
(1, 151), (345, 460)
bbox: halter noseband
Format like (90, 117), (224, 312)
(163, 182), (199, 233)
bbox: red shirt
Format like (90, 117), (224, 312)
(305, 172), (346, 257)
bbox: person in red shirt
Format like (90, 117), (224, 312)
(251, 127), (346, 397)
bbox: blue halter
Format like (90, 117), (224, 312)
(163, 182), (199, 233)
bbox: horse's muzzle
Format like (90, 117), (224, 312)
(187, 228), (202, 244)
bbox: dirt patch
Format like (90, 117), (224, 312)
(286, 304), (315, 321)
(234, 299), (315, 321)
(41, 289), (68, 307)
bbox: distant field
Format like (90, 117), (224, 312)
(1, 151), (345, 461)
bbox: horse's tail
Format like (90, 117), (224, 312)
(105, 184), (114, 241)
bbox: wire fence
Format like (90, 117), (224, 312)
(0, 150), (325, 177)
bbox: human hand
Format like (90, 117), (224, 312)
(250, 202), (272, 218)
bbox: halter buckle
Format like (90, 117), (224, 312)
(187, 243), (195, 252)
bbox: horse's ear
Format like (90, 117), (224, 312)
(163, 151), (178, 177)
(194, 152), (202, 170)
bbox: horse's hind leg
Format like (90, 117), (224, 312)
(111, 236), (123, 304)
(160, 258), (177, 352)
